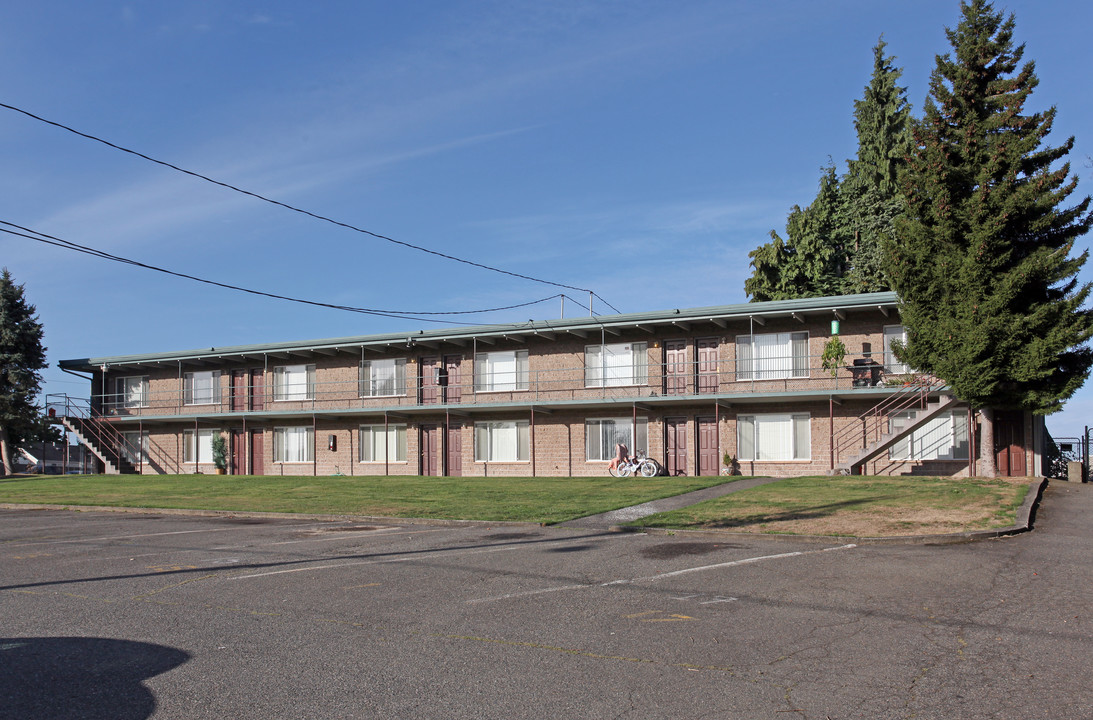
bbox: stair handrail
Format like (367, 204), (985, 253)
(48, 393), (140, 471)
(831, 375), (950, 469)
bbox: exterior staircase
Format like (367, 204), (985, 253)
(47, 395), (138, 474)
(831, 378), (962, 475)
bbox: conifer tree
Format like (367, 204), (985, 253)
(746, 39), (910, 299)
(0, 268), (48, 475)
(840, 38), (913, 294)
(887, 0), (1093, 475)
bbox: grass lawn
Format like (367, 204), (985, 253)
(0, 473), (734, 525)
(628, 475), (1033, 536)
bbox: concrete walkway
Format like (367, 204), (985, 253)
(558, 476), (783, 528)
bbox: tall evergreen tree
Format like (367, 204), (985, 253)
(840, 38), (913, 294)
(887, 0), (1093, 476)
(0, 268), (48, 475)
(745, 39), (911, 299)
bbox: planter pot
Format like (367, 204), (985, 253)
(215, 468), (226, 475)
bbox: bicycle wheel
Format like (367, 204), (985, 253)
(639, 459), (658, 477)
(616, 463), (633, 478)
(608, 465), (623, 477)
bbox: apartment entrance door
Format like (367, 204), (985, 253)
(446, 423), (462, 477)
(230, 430), (246, 474)
(665, 418), (688, 476)
(420, 425), (440, 476)
(697, 417), (719, 476)
(995, 410), (1026, 477)
(664, 341), (687, 395)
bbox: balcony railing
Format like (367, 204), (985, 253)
(82, 353), (919, 419)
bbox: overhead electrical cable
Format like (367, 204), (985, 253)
(0, 101), (621, 314)
(1, 220), (568, 325)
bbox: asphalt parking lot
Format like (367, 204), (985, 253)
(2, 482), (1092, 719)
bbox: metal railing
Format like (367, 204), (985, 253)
(47, 394), (149, 473)
(830, 375), (949, 471)
(84, 354), (913, 418)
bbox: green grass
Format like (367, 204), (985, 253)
(628, 475), (1031, 536)
(0, 473), (734, 525)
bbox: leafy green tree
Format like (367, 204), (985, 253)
(887, 0), (1093, 476)
(0, 268), (49, 475)
(746, 164), (847, 301)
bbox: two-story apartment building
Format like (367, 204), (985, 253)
(54, 292), (1043, 478)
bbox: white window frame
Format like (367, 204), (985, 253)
(120, 430), (149, 465)
(474, 420), (530, 462)
(273, 426), (314, 463)
(359, 358), (407, 398)
(737, 413), (811, 461)
(473, 350), (529, 392)
(883, 325), (910, 374)
(184, 370), (221, 406)
(585, 342), (648, 388)
(735, 332), (809, 381)
(890, 410), (969, 461)
(359, 424), (408, 463)
(273, 364), (316, 401)
(115, 376), (149, 408)
(183, 428), (215, 464)
(585, 417), (649, 462)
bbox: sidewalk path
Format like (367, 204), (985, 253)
(558, 476), (783, 528)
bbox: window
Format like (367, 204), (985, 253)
(274, 426), (313, 463)
(474, 350), (529, 392)
(585, 342), (648, 387)
(114, 376), (148, 408)
(883, 325), (910, 374)
(890, 410), (968, 461)
(474, 421), (530, 462)
(184, 370), (221, 405)
(273, 364), (316, 401)
(735, 332), (809, 380)
(737, 414), (810, 461)
(359, 358), (407, 397)
(359, 424), (407, 462)
(586, 417), (649, 461)
(120, 431), (148, 465)
(183, 429), (215, 464)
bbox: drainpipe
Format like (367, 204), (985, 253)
(531, 407), (536, 477)
(384, 411), (390, 477)
(312, 414), (317, 477)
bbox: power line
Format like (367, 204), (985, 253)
(0, 101), (621, 314)
(1, 221), (569, 325)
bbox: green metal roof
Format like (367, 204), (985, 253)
(59, 291), (899, 371)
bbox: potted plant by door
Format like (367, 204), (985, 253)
(212, 433), (228, 475)
(721, 452), (739, 476)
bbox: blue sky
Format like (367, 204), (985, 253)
(3, 1), (1092, 440)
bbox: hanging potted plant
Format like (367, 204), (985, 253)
(212, 433), (229, 475)
(821, 335), (847, 378)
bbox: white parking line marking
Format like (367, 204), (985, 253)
(228, 544), (519, 580)
(468, 544), (858, 604)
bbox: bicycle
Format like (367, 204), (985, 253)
(608, 449), (660, 477)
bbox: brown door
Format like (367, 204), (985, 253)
(420, 358), (439, 405)
(443, 356), (462, 404)
(697, 339), (719, 394)
(995, 410), (1026, 477)
(251, 370), (265, 411)
(446, 422), (462, 476)
(421, 425), (440, 476)
(664, 341), (687, 395)
(231, 430), (246, 474)
(697, 418), (719, 476)
(250, 430), (265, 475)
(665, 418), (688, 476)
(231, 370), (249, 411)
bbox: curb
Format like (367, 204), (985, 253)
(606, 478), (1048, 545)
(0, 478), (1048, 545)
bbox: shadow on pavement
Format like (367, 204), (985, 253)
(0, 637), (189, 720)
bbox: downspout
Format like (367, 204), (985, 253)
(139, 419), (143, 475)
(384, 411), (390, 477)
(312, 414), (317, 477)
(531, 407), (536, 477)
(829, 396), (835, 471)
